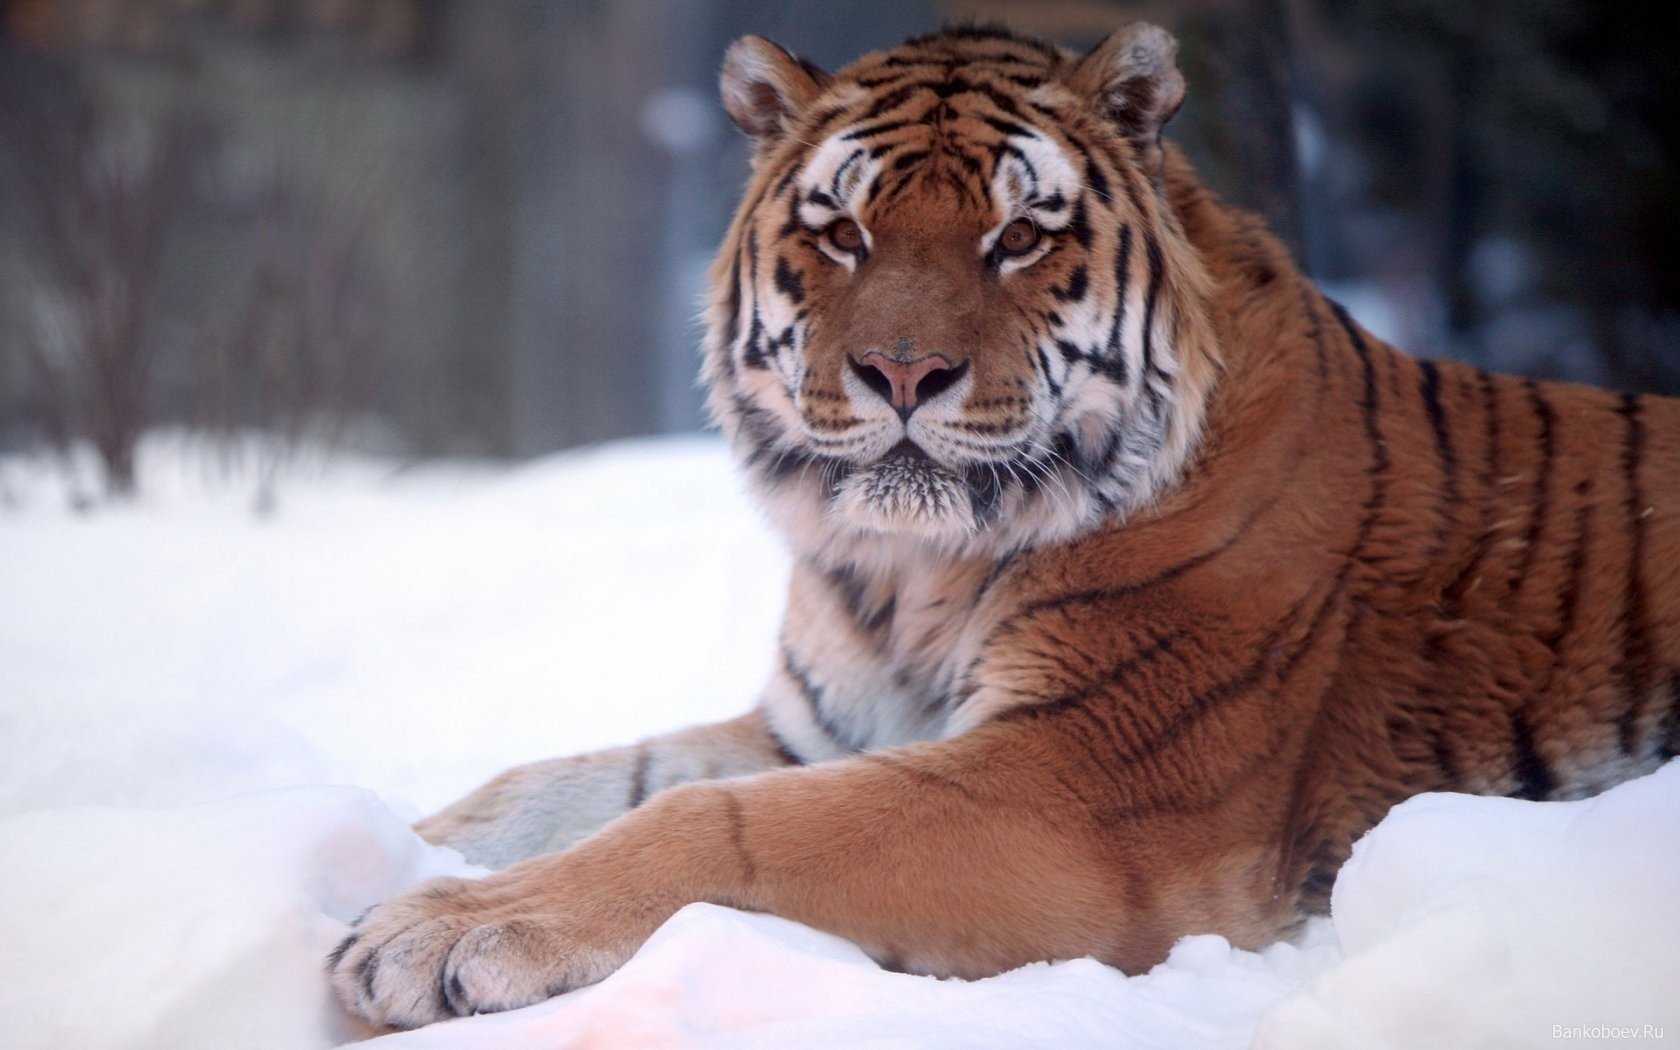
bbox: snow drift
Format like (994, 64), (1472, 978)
(0, 435), (1674, 1049)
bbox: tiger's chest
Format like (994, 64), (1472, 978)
(772, 552), (1004, 756)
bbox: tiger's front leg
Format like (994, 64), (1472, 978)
(413, 710), (798, 868)
(330, 719), (1293, 1028)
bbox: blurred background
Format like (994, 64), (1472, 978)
(0, 0), (1674, 502)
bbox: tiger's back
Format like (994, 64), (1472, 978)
(1279, 322), (1680, 909)
(963, 166), (1680, 920)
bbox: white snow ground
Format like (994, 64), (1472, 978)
(0, 434), (1675, 1049)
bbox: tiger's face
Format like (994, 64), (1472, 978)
(705, 25), (1219, 564)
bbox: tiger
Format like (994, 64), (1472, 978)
(329, 23), (1680, 1028)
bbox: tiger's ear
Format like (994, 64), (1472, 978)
(1068, 23), (1185, 174)
(720, 36), (831, 146)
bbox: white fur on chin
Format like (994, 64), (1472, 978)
(830, 457), (978, 539)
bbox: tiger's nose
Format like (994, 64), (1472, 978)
(848, 351), (966, 420)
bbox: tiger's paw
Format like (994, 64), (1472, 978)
(326, 871), (637, 1029)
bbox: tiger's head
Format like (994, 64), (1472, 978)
(704, 24), (1221, 566)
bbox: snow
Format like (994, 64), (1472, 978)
(1259, 774), (1680, 1049)
(0, 788), (477, 1048)
(1, 433), (1675, 1049)
(349, 906), (1335, 1050)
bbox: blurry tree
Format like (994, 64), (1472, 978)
(1291, 0), (1679, 393)
(0, 58), (209, 497)
(0, 42), (390, 506)
(1171, 0), (1301, 255)
(195, 171), (387, 512)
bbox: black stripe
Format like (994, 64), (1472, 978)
(722, 793), (758, 884)
(981, 114), (1033, 138)
(1477, 369), (1503, 484)
(805, 103), (857, 136)
(1012, 635), (1103, 697)
(864, 753), (980, 801)
(862, 82), (931, 120)
(1066, 194), (1092, 248)
(1417, 359), (1461, 519)
(772, 161), (804, 197)
(772, 256), (804, 304)
(1031, 189), (1067, 212)
(854, 71), (914, 89)
(1030, 577), (1341, 820)
(840, 118), (912, 141)
(876, 168), (921, 206)
(994, 142), (1039, 191)
(824, 562), (896, 635)
(825, 563), (868, 623)
(782, 647), (859, 752)
(931, 165), (974, 210)
(1038, 701), (1139, 812)
(1035, 346), (1062, 398)
(1051, 264), (1089, 303)
(1328, 298), (1392, 547)
(1507, 381), (1556, 607)
(325, 933), (356, 971)
(945, 147), (984, 180)
(1441, 370), (1505, 613)
(1111, 581), (1338, 769)
(966, 80), (1028, 118)
(1428, 707), (1460, 785)
(1103, 224), (1133, 378)
(829, 148), (864, 200)
(720, 239), (743, 371)
(776, 193), (801, 239)
(1565, 477), (1592, 641)
(1660, 671), (1680, 761)
(358, 948), (380, 1004)
(1032, 627), (1184, 715)
(1544, 479), (1593, 655)
(627, 743), (651, 807)
(1614, 394), (1654, 755)
(766, 730), (804, 766)
(1054, 338), (1124, 384)
(1297, 284), (1331, 394)
(1111, 151), (1147, 213)
(991, 486), (1285, 639)
(1084, 156), (1110, 200)
(974, 550), (1021, 606)
(1507, 707), (1557, 800)
(890, 149), (929, 172)
(1412, 632), (1462, 789)
(741, 230), (769, 369)
(879, 53), (953, 69)
(1140, 234), (1165, 381)
(436, 956), (469, 1018)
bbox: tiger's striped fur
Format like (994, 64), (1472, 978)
(332, 24), (1680, 1028)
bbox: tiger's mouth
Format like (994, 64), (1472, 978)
(879, 438), (937, 468)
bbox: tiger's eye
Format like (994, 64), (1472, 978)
(828, 218), (865, 253)
(998, 218), (1040, 256)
